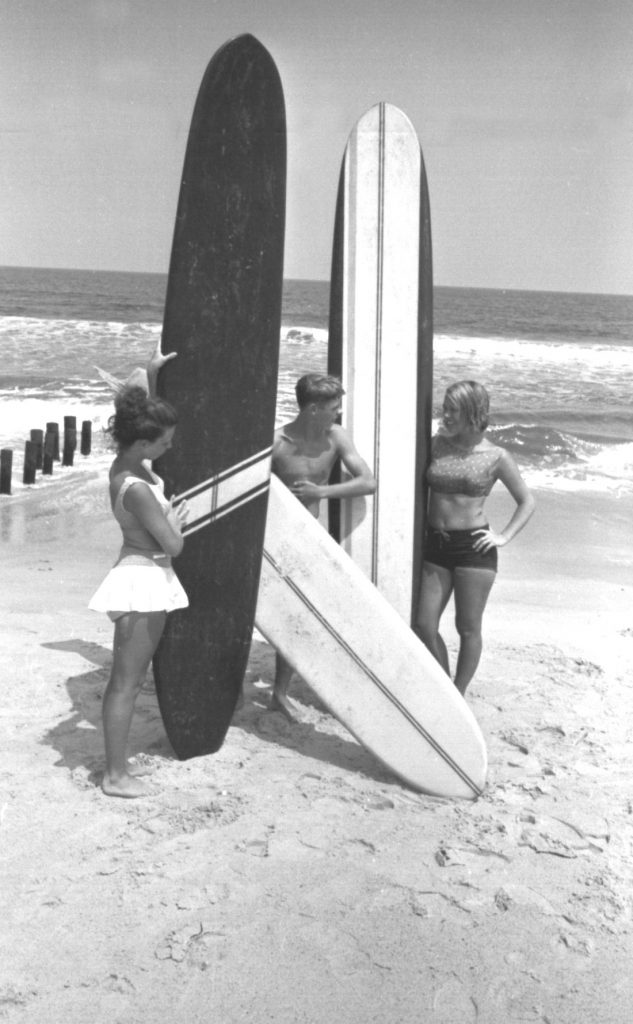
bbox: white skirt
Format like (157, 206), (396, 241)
(89, 549), (189, 622)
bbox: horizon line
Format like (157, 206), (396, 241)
(1, 265), (631, 300)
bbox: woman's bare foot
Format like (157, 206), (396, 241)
(101, 772), (149, 799)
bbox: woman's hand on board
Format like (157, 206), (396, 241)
(167, 497), (189, 534)
(147, 339), (177, 396)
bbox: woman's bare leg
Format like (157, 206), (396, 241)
(415, 562), (454, 675)
(452, 568), (496, 695)
(102, 611), (166, 797)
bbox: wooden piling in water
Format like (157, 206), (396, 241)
(23, 441), (37, 484)
(0, 449), (13, 495)
(43, 428), (56, 475)
(46, 422), (60, 461)
(30, 428), (44, 470)
(0, 412), (94, 498)
(81, 420), (92, 456)
(62, 416), (77, 467)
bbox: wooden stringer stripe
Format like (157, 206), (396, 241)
(183, 481), (269, 537)
(176, 448), (272, 537)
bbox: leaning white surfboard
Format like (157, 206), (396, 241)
(256, 477), (487, 799)
(328, 102), (433, 625)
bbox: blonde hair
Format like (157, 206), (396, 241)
(444, 381), (490, 432)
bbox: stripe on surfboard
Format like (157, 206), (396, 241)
(263, 545), (482, 797)
(175, 447), (272, 537)
(371, 101), (386, 585)
(183, 481), (270, 537)
(340, 103), (386, 587)
(176, 446), (272, 503)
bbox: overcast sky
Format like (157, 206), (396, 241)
(2, 0), (632, 293)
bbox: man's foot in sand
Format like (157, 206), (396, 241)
(101, 772), (149, 799)
(269, 690), (298, 722)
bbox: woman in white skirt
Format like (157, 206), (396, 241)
(90, 376), (188, 798)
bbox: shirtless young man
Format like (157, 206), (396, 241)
(270, 372), (376, 717)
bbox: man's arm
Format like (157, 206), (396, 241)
(330, 426), (377, 497)
(291, 425), (376, 503)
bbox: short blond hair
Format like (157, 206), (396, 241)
(444, 380), (490, 431)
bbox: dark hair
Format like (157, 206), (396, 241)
(107, 386), (178, 452)
(444, 381), (490, 432)
(295, 373), (345, 409)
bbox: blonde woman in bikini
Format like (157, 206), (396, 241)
(416, 380), (535, 695)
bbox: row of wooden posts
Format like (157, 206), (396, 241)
(0, 416), (92, 495)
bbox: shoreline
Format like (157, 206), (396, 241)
(1, 478), (632, 1022)
(474, 485), (633, 665)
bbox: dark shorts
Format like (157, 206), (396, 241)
(424, 525), (498, 573)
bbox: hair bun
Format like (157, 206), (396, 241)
(114, 385), (149, 413)
(107, 386), (178, 451)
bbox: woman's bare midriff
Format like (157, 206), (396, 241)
(428, 491), (489, 531)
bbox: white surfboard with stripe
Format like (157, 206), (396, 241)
(329, 102), (429, 624)
(177, 447), (272, 537)
(255, 477), (487, 799)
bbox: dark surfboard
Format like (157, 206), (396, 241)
(152, 34), (286, 759)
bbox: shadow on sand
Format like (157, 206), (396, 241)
(234, 639), (396, 788)
(40, 638), (172, 788)
(39, 636), (397, 791)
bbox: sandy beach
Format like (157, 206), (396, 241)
(1, 471), (632, 1024)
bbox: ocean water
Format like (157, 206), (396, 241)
(0, 265), (632, 500)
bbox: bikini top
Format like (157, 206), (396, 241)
(113, 466), (170, 553)
(426, 435), (503, 497)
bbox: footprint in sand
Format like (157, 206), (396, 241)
(293, 918), (370, 976)
(344, 837), (376, 856)
(102, 974), (135, 994)
(432, 976), (478, 1023)
(241, 838), (269, 857)
(0, 984), (37, 1014)
(518, 812), (604, 857)
(155, 922), (227, 968)
(143, 792), (242, 836)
